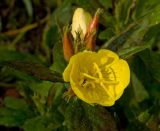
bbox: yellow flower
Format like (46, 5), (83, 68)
(63, 49), (130, 106)
(71, 8), (92, 39)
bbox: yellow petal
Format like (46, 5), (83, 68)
(97, 49), (119, 65)
(110, 59), (130, 100)
(63, 51), (96, 82)
(63, 57), (74, 82)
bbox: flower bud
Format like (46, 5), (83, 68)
(86, 34), (96, 50)
(63, 27), (74, 61)
(86, 8), (103, 36)
(85, 9), (103, 50)
(71, 8), (92, 39)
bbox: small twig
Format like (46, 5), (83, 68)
(1, 16), (49, 36)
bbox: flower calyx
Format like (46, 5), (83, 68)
(63, 26), (74, 61)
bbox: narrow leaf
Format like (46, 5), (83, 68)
(0, 61), (63, 82)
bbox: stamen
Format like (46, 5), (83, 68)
(102, 80), (119, 85)
(83, 82), (95, 88)
(109, 67), (117, 81)
(100, 82), (114, 97)
(82, 73), (97, 80)
(93, 63), (103, 79)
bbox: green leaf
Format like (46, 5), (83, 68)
(142, 4), (160, 27)
(134, 2), (160, 27)
(65, 101), (91, 131)
(102, 2), (160, 51)
(82, 103), (117, 131)
(131, 72), (149, 102)
(26, 81), (53, 115)
(30, 81), (53, 97)
(74, 0), (94, 11)
(65, 100), (117, 131)
(0, 108), (27, 127)
(4, 97), (28, 110)
(50, 42), (66, 74)
(23, 116), (52, 131)
(114, 0), (133, 25)
(23, 111), (64, 131)
(139, 50), (160, 82)
(0, 101), (35, 127)
(43, 25), (60, 49)
(98, 0), (112, 9)
(121, 22), (150, 48)
(129, 56), (152, 90)
(0, 61), (63, 82)
(143, 24), (160, 41)
(29, 82), (65, 115)
(116, 22), (156, 58)
(42, 24), (60, 61)
(118, 45), (149, 58)
(135, 0), (160, 20)
(50, 83), (65, 108)
(101, 23), (138, 49)
(0, 48), (40, 62)
(22, 0), (33, 18)
(51, 0), (73, 26)
(98, 28), (114, 40)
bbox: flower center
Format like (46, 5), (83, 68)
(80, 62), (118, 97)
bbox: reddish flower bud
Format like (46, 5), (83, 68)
(86, 33), (96, 51)
(63, 27), (74, 61)
(85, 9), (103, 50)
(85, 9), (103, 38)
